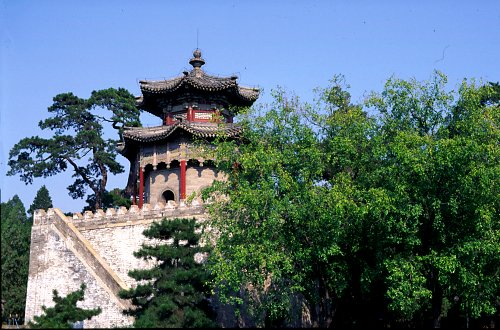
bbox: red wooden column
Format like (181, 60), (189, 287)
(165, 113), (174, 125)
(139, 166), (144, 208)
(180, 160), (187, 200)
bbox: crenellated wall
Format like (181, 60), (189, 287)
(24, 201), (208, 328)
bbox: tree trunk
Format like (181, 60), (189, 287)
(95, 160), (108, 210)
(319, 275), (333, 328)
(124, 158), (137, 200)
(65, 156), (101, 209)
(431, 267), (443, 328)
(309, 272), (333, 328)
(94, 192), (102, 210)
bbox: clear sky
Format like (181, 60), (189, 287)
(1, 0), (499, 212)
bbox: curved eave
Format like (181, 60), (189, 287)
(139, 72), (260, 106)
(234, 86), (260, 104)
(122, 122), (242, 143)
(135, 96), (144, 107)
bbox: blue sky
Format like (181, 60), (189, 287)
(1, 0), (499, 212)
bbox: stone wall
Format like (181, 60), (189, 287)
(146, 166), (221, 204)
(186, 166), (220, 199)
(24, 201), (207, 328)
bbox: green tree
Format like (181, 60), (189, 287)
(203, 87), (361, 327)
(119, 218), (216, 328)
(7, 88), (141, 210)
(203, 73), (499, 328)
(27, 185), (53, 218)
(366, 73), (499, 327)
(28, 283), (101, 329)
(84, 187), (132, 212)
(480, 81), (500, 106)
(0, 195), (31, 324)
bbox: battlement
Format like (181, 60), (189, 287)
(26, 200), (210, 328)
(33, 200), (207, 229)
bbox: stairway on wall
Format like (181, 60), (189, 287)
(25, 202), (207, 328)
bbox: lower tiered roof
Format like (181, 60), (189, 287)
(122, 121), (242, 143)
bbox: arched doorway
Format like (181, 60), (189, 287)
(162, 189), (175, 202)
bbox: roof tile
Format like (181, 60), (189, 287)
(123, 122), (242, 142)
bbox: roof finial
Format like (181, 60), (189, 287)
(189, 49), (205, 70)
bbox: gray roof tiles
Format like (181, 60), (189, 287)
(122, 121), (242, 142)
(138, 50), (259, 105)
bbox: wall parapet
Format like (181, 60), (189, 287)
(34, 200), (207, 229)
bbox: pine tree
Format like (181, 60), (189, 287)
(7, 88), (141, 210)
(1, 195), (31, 324)
(28, 185), (53, 217)
(119, 218), (216, 328)
(28, 283), (101, 329)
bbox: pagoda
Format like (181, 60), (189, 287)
(118, 50), (259, 207)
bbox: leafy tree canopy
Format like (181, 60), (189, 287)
(28, 185), (53, 217)
(84, 187), (132, 212)
(7, 88), (140, 210)
(1, 195), (31, 324)
(202, 73), (499, 328)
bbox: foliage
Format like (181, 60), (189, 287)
(366, 74), (499, 327)
(7, 88), (140, 210)
(28, 283), (101, 329)
(0, 195), (32, 324)
(84, 188), (132, 212)
(119, 218), (216, 328)
(27, 185), (53, 217)
(204, 84), (360, 327)
(202, 73), (499, 328)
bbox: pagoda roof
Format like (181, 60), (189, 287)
(136, 49), (260, 114)
(138, 72), (260, 101)
(122, 121), (242, 143)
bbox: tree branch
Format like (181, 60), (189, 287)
(64, 157), (99, 195)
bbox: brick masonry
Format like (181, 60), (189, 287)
(24, 202), (208, 328)
(146, 166), (222, 204)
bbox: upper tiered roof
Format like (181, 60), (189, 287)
(136, 49), (260, 118)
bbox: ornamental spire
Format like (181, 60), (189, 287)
(189, 49), (205, 69)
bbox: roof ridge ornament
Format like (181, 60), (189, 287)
(189, 49), (205, 72)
